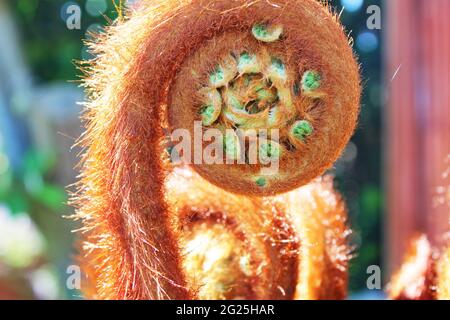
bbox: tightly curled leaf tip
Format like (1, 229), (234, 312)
(74, 0), (359, 300)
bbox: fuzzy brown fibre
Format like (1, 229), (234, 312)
(437, 246), (450, 300)
(388, 236), (450, 301)
(74, 0), (356, 300)
(388, 235), (438, 300)
(78, 166), (350, 299)
(166, 167), (298, 299)
(168, 0), (360, 196)
(275, 175), (351, 299)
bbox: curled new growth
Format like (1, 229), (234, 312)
(388, 234), (450, 300)
(74, 0), (359, 299)
(78, 167), (350, 299)
(168, 0), (360, 195)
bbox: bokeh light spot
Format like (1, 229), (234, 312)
(340, 0), (364, 13)
(85, 0), (107, 17)
(59, 1), (79, 22)
(356, 31), (378, 53)
(85, 23), (103, 40)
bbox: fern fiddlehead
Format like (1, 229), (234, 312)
(74, 0), (359, 300)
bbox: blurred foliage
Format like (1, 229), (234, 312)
(0, 148), (66, 214)
(330, 0), (383, 292)
(3, 0), (383, 294)
(7, 0), (122, 83)
(2, 0), (124, 299)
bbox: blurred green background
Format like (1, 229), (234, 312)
(0, 0), (382, 299)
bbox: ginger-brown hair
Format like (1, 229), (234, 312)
(78, 166), (350, 299)
(74, 0), (358, 299)
(388, 234), (450, 300)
